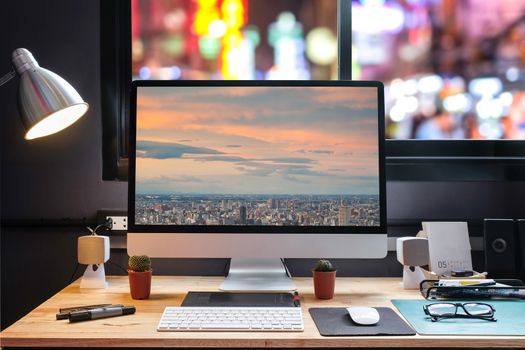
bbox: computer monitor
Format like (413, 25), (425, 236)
(128, 80), (387, 291)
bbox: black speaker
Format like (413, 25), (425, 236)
(517, 220), (525, 281)
(484, 219), (516, 278)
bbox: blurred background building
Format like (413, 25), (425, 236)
(131, 0), (525, 140)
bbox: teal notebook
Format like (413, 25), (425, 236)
(392, 299), (525, 336)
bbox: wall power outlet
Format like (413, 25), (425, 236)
(97, 210), (128, 233)
(107, 216), (127, 230)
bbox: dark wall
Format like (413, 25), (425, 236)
(1, 0), (523, 332)
(388, 181), (525, 221)
(0, 0), (126, 330)
(0, 0), (126, 221)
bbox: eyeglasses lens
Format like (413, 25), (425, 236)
(464, 303), (492, 316)
(428, 303), (456, 316)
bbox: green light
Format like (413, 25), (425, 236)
(199, 36), (221, 60)
(162, 35), (185, 57)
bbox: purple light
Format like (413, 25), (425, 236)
(139, 66), (151, 80)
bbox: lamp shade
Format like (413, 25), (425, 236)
(12, 48), (88, 140)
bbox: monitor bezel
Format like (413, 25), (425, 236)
(128, 80), (386, 234)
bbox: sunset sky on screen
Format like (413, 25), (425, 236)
(135, 86), (380, 195)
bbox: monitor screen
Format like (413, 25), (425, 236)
(129, 81), (386, 233)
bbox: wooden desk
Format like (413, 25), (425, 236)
(1, 276), (524, 348)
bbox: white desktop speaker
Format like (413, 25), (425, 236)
(396, 237), (429, 290)
(78, 235), (110, 288)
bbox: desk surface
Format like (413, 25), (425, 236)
(1, 276), (524, 348)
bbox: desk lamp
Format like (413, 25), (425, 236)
(396, 237), (429, 289)
(78, 226), (110, 288)
(0, 48), (88, 139)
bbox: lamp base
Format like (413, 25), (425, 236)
(80, 264), (108, 289)
(402, 265), (425, 290)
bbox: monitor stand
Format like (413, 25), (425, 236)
(219, 258), (297, 292)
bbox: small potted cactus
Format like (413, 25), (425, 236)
(312, 259), (336, 299)
(128, 255), (152, 300)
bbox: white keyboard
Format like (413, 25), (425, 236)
(157, 307), (304, 332)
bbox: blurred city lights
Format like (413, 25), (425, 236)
(244, 25), (260, 47)
(389, 78), (405, 99)
(443, 94), (472, 113)
(199, 36), (221, 59)
(417, 75), (443, 94)
(276, 12), (297, 33)
(169, 66), (182, 80)
(306, 27), (337, 65)
(130, 0), (525, 140)
(163, 9), (186, 31)
(360, 0), (386, 6)
(499, 91), (514, 106)
(506, 67), (520, 82)
(398, 96), (419, 113)
(162, 35), (185, 57)
(220, 0), (248, 79)
(476, 99), (504, 119)
(267, 12), (309, 80)
(132, 39), (144, 61)
(479, 121), (503, 139)
(139, 66), (151, 79)
(208, 19), (227, 38)
(402, 79), (418, 96)
(468, 77), (503, 98)
(390, 103), (407, 122)
(194, 0), (220, 36)
(446, 76), (466, 94)
(352, 3), (404, 34)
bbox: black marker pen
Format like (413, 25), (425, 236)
(69, 305), (135, 322)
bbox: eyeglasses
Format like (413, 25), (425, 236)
(423, 302), (496, 322)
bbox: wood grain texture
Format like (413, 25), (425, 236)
(1, 276), (524, 348)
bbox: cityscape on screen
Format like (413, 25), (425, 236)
(135, 86), (380, 227)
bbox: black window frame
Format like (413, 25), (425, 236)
(100, 0), (525, 183)
(101, 0), (130, 181)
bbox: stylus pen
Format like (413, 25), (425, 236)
(57, 304), (122, 320)
(68, 306), (135, 323)
(59, 303), (113, 312)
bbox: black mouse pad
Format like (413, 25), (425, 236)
(309, 307), (415, 336)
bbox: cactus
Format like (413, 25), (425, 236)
(128, 255), (151, 272)
(314, 259), (334, 272)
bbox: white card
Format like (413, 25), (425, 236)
(422, 222), (472, 276)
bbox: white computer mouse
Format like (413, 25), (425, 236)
(346, 306), (380, 325)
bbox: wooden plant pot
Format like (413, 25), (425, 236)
(312, 270), (336, 299)
(128, 269), (152, 300)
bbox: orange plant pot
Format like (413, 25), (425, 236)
(128, 269), (152, 300)
(312, 270), (336, 299)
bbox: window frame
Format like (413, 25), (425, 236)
(100, 0), (525, 182)
(101, 0), (131, 181)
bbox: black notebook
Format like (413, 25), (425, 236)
(182, 292), (296, 307)
(309, 307), (415, 336)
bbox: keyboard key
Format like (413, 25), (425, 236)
(201, 323), (251, 330)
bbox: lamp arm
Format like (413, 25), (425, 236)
(0, 69), (16, 87)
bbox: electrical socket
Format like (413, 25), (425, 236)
(97, 210), (128, 234)
(107, 216), (127, 230)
